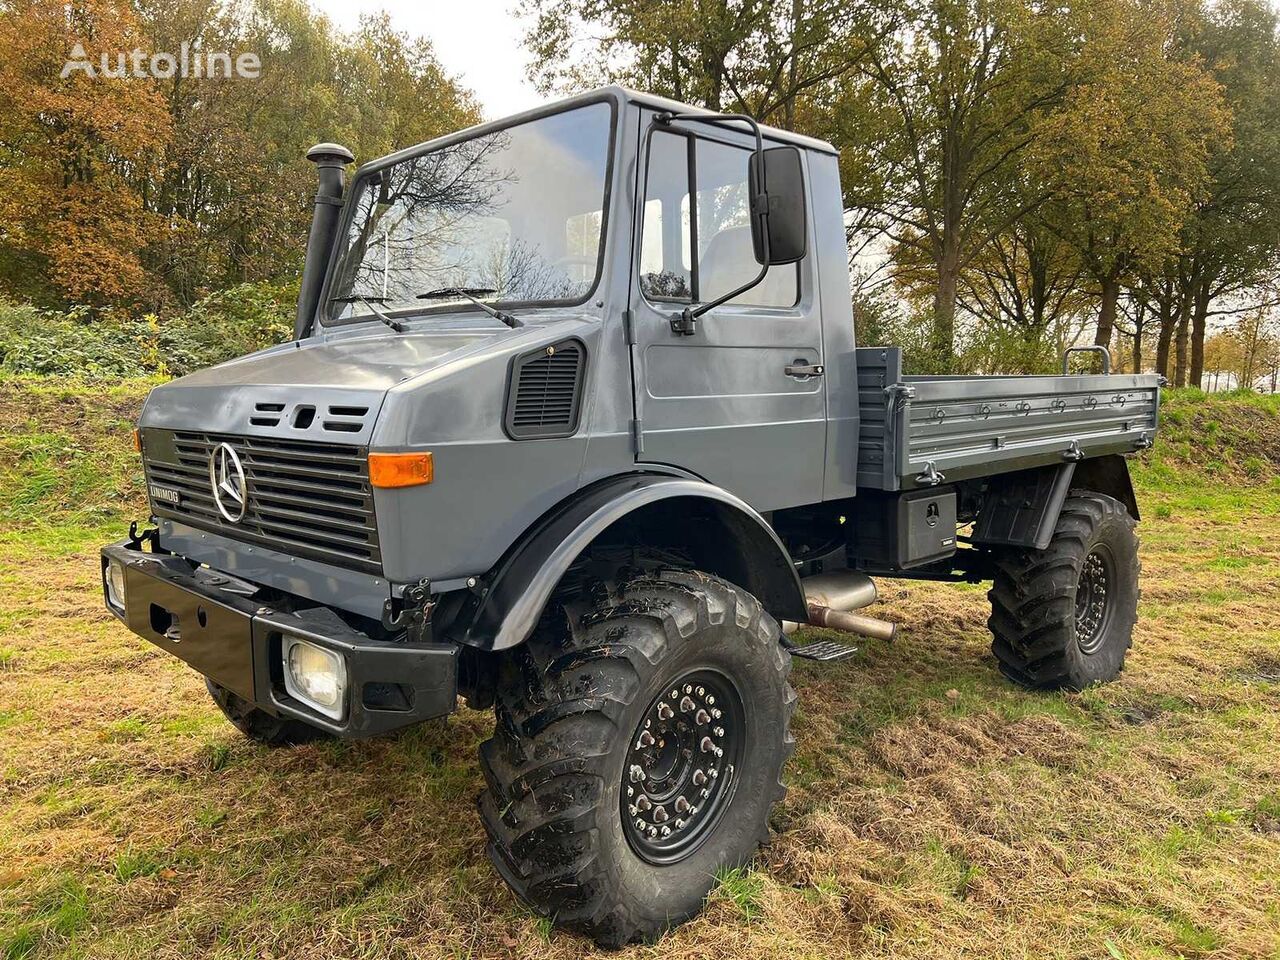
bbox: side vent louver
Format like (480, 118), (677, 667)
(504, 339), (586, 440)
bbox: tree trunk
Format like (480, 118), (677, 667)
(1189, 278), (1211, 388)
(932, 260), (959, 371)
(1096, 275), (1121, 348)
(1155, 298), (1174, 379)
(1174, 307), (1189, 387)
(1131, 301), (1145, 373)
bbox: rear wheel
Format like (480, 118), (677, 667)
(205, 679), (330, 746)
(478, 570), (795, 947)
(988, 491), (1139, 690)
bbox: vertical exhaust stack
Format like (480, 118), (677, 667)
(295, 142), (356, 341)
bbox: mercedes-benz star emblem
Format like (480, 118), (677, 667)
(209, 442), (248, 523)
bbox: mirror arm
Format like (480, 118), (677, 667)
(655, 111), (772, 337)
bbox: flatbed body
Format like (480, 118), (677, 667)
(857, 347), (1160, 491)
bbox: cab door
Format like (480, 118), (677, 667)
(628, 113), (826, 511)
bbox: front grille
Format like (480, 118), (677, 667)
(144, 431), (381, 573)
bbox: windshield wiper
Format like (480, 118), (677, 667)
(331, 294), (405, 333)
(417, 287), (523, 328)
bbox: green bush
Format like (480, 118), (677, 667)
(0, 280), (297, 379)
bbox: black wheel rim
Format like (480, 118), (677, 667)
(620, 669), (743, 865)
(1075, 546), (1114, 655)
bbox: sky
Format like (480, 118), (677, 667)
(307, 0), (548, 120)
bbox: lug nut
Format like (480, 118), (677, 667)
(695, 709), (711, 725)
(653, 806), (669, 823)
(660, 826), (671, 838)
(675, 818), (686, 830)
(706, 695), (715, 705)
(638, 730), (654, 748)
(680, 696), (695, 713)
(636, 795), (652, 812)
(675, 796), (690, 813)
(693, 769), (707, 786)
(629, 764), (645, 783)
(696, 685), (705, 696)
(657, 703), (673, 721)
(714, 726), (725, 738)
(700, 736), (714, 753)
(683, 684), (692, 694)
(635, 819), (646, 830)
(712, 708), (722, 720)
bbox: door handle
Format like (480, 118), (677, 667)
(785, 360), (824, 379)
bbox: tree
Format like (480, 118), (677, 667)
(1172, 0), (1280, 387)
(1030, 0), (1228, 356)
(0, 0), (481, 311)
(957, 212), (1089, 371)
(520, 0), (876, 126)
(132, 0), (481, 308)
(0, 0), (171, 306)
(821, 0), (1077, 369)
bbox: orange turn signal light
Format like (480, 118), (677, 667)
(368, 451), (434, 488)
(133, 429), (141, 452)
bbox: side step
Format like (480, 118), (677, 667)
(782, 637), (859, 662)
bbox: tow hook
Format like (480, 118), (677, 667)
(126, 520), (161, 552)
(381, 577), (436, 642)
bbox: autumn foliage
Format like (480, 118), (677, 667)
(0, 0), (480, 312)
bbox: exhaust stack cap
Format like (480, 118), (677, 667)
(306, 142), (355, 167)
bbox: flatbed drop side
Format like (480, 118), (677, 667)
(99, 86), (1160, 947)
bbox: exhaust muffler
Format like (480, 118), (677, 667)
(783, 570), (898, 641)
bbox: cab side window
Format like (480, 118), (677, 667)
(639, 130), (799, 309)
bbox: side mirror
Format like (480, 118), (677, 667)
(748, 146), (807, 266)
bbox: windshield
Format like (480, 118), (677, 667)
(327, 102), (614, 322)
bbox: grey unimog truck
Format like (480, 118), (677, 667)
(101, 87), (1160, 946)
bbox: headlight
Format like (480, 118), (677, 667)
(282, 637), (347, 721)
(105, 559), (127, 611)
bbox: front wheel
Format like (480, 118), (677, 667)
(989, 490), (1140, 691)
(478, 570), (795, 947)
(205, 680), (330, 746)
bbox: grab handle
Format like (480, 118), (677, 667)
(1063, 345), (1111, 375)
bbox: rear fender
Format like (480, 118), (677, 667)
(972, 455), (1139, 551)
(447, 474), (806, 650)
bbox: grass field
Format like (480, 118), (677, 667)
(2, 379), (1279, 960)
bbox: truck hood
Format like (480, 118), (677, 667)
(139, 324), (511, 445)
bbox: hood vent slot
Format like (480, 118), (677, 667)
(324, 404), (369, 433)
(246, 402), (372, 434)
(504, 339), (586, 440)
(250, 401), (285, 427)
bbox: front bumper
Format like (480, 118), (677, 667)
(101, 539), (458, 738)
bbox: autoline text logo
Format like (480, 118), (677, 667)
(61, 42), (261, 80)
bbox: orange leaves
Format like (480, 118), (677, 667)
(0, 0), (170, 306)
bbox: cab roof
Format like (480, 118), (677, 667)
(358, 84), (838, 178)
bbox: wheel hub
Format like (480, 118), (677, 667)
(1075, 548), (1113, 654)
(621, 669), (742, 864)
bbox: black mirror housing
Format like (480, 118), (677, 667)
(749, 146), (807, 266)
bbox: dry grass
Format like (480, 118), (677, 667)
(1, 383), (1278, 959)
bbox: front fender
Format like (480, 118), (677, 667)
(447, 474), (806, 651)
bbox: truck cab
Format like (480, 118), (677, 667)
(101, 86), (1159, 947)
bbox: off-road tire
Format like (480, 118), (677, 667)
(478, 570), (795, 948)
(989, 490), (1139, 691)
(205, 679), (330, 746)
